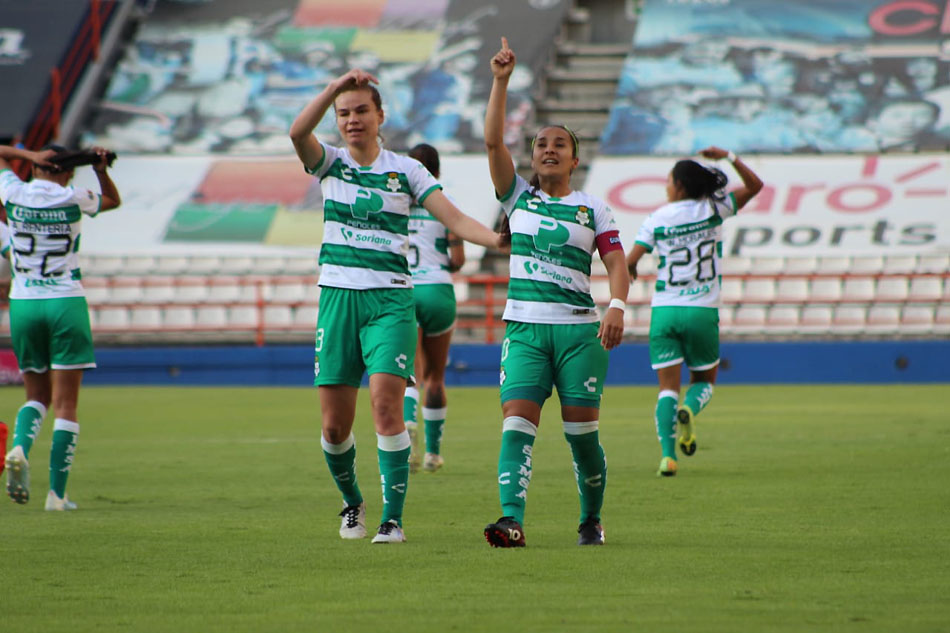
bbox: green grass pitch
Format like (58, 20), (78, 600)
(1, 384), (948, 632)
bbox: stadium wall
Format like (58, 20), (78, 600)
(81, 341), (947, 387)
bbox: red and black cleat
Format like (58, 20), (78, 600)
(484, 516), (526, 548)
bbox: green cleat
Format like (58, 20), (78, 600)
(657, 456), (677, 477)
(677, 406), (697, 456)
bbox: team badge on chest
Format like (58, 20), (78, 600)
(575, 206), (590, 226)
(386, 173), (401, 193)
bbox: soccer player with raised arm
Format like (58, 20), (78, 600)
(483, 38), (630, 548)
(1, 144), (121, 510)
(290, 69), (506, 544)
(626, 147), (763, 477)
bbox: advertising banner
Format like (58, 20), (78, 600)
(585, 154), (950, 257)
(601, 0), (950, 155)
(72, 154), (501, 259)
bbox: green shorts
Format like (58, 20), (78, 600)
(314, 286), (416, 387)
(413, 283), (456, 336)
(499, 320), (608, 408)
(9, 297), (96, 373)
(649, 306), (720, 371)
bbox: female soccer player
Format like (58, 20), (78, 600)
(402, 143), (464, 474)
(626, 147), (763, 477)
(290, 69), (505, 544)
(1, 144), (121, 510)
(483, 38), (629, 548)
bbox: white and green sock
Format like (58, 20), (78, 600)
(403, 386), (419, 425)
(564, 421), (607, 524)
(13, 400), (46, 458)
(655, 390), (678, 460)
(683, 382), (714, 418)
(49, 419), (78, 498)
(498, 416), (537, 525)
(422, 406), (446, 455)
(322, 434), (362, 507)
(377, 432), (411, 526)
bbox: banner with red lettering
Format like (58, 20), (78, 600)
(585, 154), (950, 257)
(601, 0), (950, 155)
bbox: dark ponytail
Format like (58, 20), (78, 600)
(671, 160), (728, 200)
(408, 143), (440, 178)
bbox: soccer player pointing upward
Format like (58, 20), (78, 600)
(290, 69), (506, 544)
(483, 38), (630, 547)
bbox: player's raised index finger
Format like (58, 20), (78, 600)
(501, 36), (509, 51)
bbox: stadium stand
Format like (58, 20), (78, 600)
(0, 0), (947, 349)
(0, 1), (135, 175)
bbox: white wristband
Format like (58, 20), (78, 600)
(726, 151), (737, 163)
(608, 298), (625, 311)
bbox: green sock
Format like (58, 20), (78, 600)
(683, 382), (714, 417)
(377, 432), (411, 526)
(49, 419), (79, 498)
(13, 400), (46, 458)
(497, 416), (537, 525)
(564, 421), (607, 524)
(403, 386), (419, 425)
(321, 434), (362, 507)
(655, 390), (678, 459)
(423, 406), (446, 455)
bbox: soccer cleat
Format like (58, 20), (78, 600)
(5, 445), (30, 504)
(406, 422), (422, 474)
(657, 456), (678, 477)
(577, 518), (605, 545)
(338, 502), (367, 539)
(484, 516), (526, 548)
(677, 406), (697, 456)
(44, 491), (77, 511)
(423, 452), (443, 473)
(371, 519), (406, 543)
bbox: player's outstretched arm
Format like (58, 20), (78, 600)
(698, 146), (763, 210)
(0, 145), (53, 172)
(626, 243), (649, 280)
(290, 69), (379, 171)
(423, 189), (507, 250)
(485, 37), (516, 198)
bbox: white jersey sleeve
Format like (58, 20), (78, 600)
(72, 187), (102, 216)
(0, 169), (23, 205)
(635, 213), (658, 252)
(497, 171), (530, 218)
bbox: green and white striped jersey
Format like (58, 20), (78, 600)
(0, 169), (101, 300)
(635, 193), (737, 308)
(407, 192), (456, 286)
(500, 173), (621, 324)
(308, 143), (442, 290)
